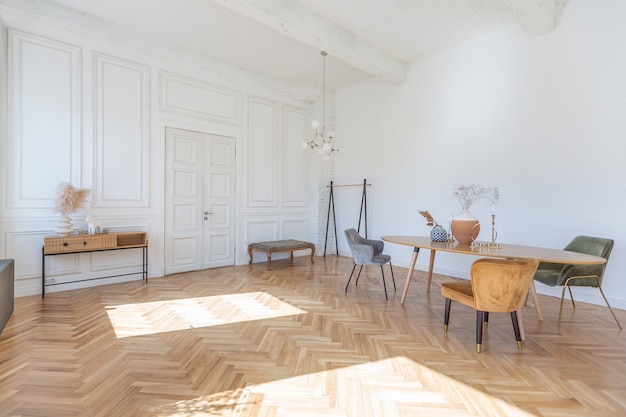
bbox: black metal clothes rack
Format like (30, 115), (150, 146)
(323, 179), (371, 256)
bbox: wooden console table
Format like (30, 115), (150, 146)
(42, 231), (148, 298)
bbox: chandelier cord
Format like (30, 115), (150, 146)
(322, 51), (327, 131)
(301, 50), (341, 158)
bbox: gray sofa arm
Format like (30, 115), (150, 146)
(0, 259), (15, 335)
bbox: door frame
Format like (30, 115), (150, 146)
(157, 119), (241, 277)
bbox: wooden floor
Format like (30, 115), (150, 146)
(1, 255), (626, 417)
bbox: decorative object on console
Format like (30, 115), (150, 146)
(450, 184), (499, 244)
(53, 182), (91, 236)
(300, 51), (343, 160)
(418, 210), (448, 242)
(85, 215), (103, 235)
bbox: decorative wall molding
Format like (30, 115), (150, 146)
(247, 96), (278, 207)
(92, 52), (150, 207)
(160, 71), (242, 126)
(6, 30), (82, 210)
(282, 105), (309, 207)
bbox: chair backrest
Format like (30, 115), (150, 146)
(563, 235), (614, 282)
(564, 235), (614, 259)
(344, 228), (362, 247)
(471, 258), (540, 313)
(344, 228), (374, 264)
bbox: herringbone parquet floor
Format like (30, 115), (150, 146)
(1, 255), (625, 416)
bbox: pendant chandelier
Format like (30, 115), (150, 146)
(301, 51), (341, 160)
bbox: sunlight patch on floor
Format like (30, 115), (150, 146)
(146, 356), (538, 417)
(105, 292), (306, 338)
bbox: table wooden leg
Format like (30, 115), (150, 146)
(401, 247), (420, 304)
(426, 250), (436, 293)
(267, 252), (272, 270)
(529, 281), (543, 321)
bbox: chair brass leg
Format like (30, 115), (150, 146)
(597, 285), (623, 330)
(444, 298), (451, 332)
(568, 285), (576, 308)
(476, 311), (484, 353)
(558, 285), (568, 327)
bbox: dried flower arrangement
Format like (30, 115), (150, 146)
(418, 210), (437, 226)
(453, 184), (499, 210)
(54, 182), (91, 217)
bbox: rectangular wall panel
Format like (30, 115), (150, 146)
(283, 106), (309, 206)
(160, 72), (242, 125)
(93, 53), (149, 207)
(244, 220), (278, 245)
(7, 30), (81, 208)
(282, 219), (310, 241)
(247, 97), (277, 207)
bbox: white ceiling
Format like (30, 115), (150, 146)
(9, 0), (564, 90)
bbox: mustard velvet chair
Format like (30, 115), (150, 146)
(441, 258), (540, 353)
(344, 228), (396, 300)
(532, 236), (620, 329)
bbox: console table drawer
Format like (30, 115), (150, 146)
(44, 236), (85, 253)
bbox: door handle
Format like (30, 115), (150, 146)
(204, 211), (214, 215)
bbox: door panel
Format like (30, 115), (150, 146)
(165, 127), (235, 274)
(203, 134), (236, 268)
(165, 128), (203, 274)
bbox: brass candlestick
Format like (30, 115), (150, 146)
(470, 213), (500, 249)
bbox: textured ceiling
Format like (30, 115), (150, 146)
(11, 0), (563, 90)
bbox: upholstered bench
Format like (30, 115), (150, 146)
(248, 239), (315, 270)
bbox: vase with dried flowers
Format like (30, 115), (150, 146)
(451, 184), (499, 244)
(53, 182), (91, 236)
(418, 210), (448, 242)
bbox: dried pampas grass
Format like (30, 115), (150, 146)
(54, 182), (91, 217)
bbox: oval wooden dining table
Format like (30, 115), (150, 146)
(381, 235), (607, 321)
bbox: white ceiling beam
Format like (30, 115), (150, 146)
(500, 0), (563, 37)
(209, 0), (406, 83)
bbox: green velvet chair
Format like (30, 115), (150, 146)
(533, 235), (621, 329)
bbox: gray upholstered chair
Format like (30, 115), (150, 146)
(344, 228), (396, 300)
(533, 235), (621, 329)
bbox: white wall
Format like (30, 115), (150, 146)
(0, 5), (316, 296)
(333, 0), (626, 309)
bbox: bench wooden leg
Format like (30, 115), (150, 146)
(248, 247), (253, 264)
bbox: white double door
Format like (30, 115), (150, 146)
(165, 127), (236, 274)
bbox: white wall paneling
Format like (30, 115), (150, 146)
(160, 71), (242, 126)
(282, 106), (309, 207)
(247, 96), (278, 207)
(0, 6), (316, 296)
(7, 30), (81, 210)
(93, 52), (149, 207)
(244, 219), (279, 246)
(281, 218), (310, 240)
